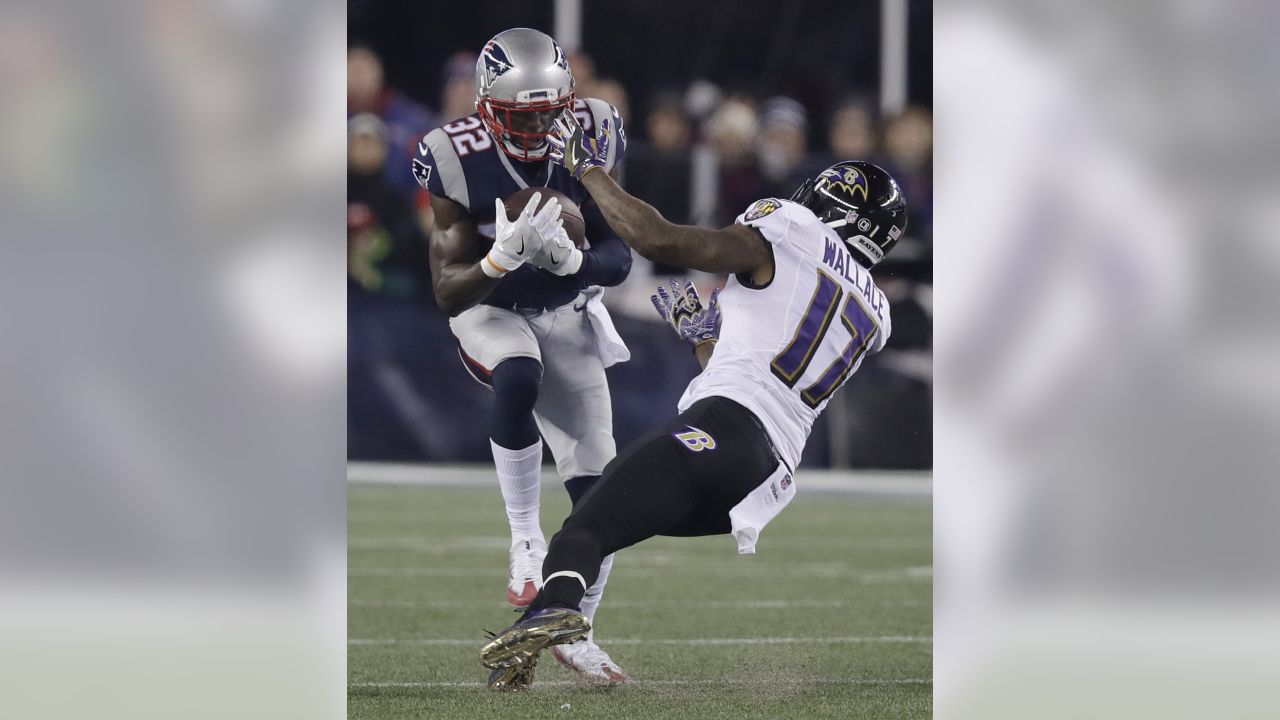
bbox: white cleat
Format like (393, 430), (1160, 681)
(552, 639), (631, 687)
(506, 538), (546, 607)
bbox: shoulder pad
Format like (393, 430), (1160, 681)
(414, 127), (468, 206)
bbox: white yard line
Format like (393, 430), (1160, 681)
(349, 636), (930, 646)
(348, 537), (511, 551)
(349, 598), (927, 609)
(348, 537), (932, 552)
(348, 462), (931, 497)
(350, 678), (932, 688)
(348, 565), (932, 581)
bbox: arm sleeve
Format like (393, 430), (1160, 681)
(575, 201), (632, 287)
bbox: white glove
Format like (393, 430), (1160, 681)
(483, 193), (558, 278)
(529, 211), (584, 276)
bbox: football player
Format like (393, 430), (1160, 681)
(416, 28), (631, 686)
(479, 111), (907, 688)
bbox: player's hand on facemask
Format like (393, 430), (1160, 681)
(528, 209), (584, 276)
(548, 110), (612, 181)
(484, 192), (557, 278)
(651, 279), (721, 350)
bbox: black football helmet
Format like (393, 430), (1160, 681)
(790, 161), (907, 267)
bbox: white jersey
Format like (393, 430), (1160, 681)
(678, 199), (892, 470)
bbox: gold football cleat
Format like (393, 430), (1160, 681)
(487, 653), (538, 691)
(480, 607), (591, 670)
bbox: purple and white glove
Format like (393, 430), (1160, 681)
(651, 280), (721, 350)
(548, 110), (611, 181)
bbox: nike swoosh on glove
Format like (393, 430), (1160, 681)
(529, 214), (583, 276)
(484, 192), (558, 278)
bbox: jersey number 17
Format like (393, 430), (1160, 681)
(770, 270), (878, 409)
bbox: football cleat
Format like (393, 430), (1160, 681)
(552, 639), (631, 687)
(487, 652), (538, 691)
(507, 538), (547, 607)
(480, 607), (591, 670)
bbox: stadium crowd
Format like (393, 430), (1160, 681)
(348, 45), (932, 468)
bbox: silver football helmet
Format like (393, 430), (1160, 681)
(475, 28), (575, 161)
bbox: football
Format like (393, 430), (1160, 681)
(504, 186), (586, 248)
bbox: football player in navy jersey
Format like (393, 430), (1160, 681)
(415, 28), (631, 687)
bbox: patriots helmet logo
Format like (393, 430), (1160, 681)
(552, 41), (569, 71)
(479, 41), (514, 90)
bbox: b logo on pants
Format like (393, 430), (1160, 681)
(673, 426), (717, 452)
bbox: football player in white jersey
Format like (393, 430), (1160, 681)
(479, 113), (908, 688)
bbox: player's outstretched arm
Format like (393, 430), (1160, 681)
(550, 111), (772, 281)
(584, 170), (770, 277)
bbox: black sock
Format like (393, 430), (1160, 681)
(539, 525), (606, 610)
(489, 358), (541, 448)
(563, 475), (599, 506)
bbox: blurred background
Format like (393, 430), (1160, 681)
(1, 0), (1278, 717)
(347, 0), (934, 469)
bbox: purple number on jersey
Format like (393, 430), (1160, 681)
(798, 294), (878, 409)
(770, 270), (841, 387)
(770, 269), (879, 409)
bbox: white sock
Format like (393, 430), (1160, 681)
(490, 440), (544, 542)
(580, 552), (615, 640)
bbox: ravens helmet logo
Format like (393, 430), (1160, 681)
(816, 166), (869, 201)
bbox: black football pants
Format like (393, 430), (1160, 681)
(532, 396), (780, 613)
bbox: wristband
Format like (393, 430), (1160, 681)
(482, 253), (514, 278)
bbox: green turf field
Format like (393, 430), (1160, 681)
(349, 477), (932, 719)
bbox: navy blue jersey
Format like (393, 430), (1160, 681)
(415, 98), (631, 310)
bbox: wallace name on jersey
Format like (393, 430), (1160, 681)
(820, 235), (887, 325)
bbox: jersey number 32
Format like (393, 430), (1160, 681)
(441, 116), (492, 156)
(770, 270), (878, 409)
